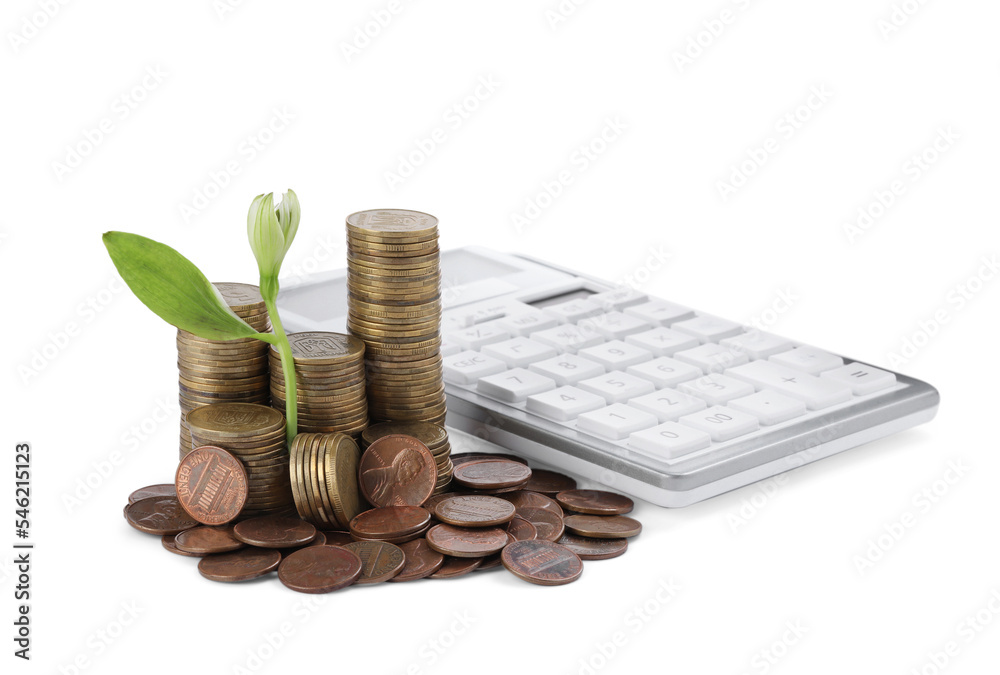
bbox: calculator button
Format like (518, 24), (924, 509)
(679, 406), (759, 442)
(577, 404), (658, 440)
(728, 390), (806, 425)
(530, 324), (603, 353)
(672, 315), (744, 342)
(498, 310), (558, 337)
(579, 311), (649, 340)
(821, 363), (896, 395)
(477, 368), (556, 403)
(481, 337), (558, 368)
(629, 422), (711, 459)
(625, 327), (699, 357)
(578, 372), (655, 403)
(769, 346), (843, 374)
(624, 300), (695, 326)
(443, 351), (507, 385)
(674, 343), (750, 373)
(579, 340), (653, 370)
(677, 374), (755, 406)
(590, 288), (648, 311)
(526, 386), (605, 421)
(441, 335), (461, 357)
(464, 306), (506, 325)
(446, 322), (511, 350)
(726, 360), (852, 410)
(545, 299), (604, 323)
(628, 389), (707, 422)
(720, 331), (793, 359)
(529, 354), (605, 385)
(626, 357), (702, 387)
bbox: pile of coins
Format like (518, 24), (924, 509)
(177, 283), (271, 458)
(186, 403), (293, 518)
(270, 332), (368, 437)
(288, 432), (365, 530)
(345, 209), (446, 426)
(361, 421), (453, 495)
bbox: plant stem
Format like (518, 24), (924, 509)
(259, 276), (297, 446)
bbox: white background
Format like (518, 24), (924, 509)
(3, 1), (999, 674)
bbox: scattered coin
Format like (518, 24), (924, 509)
(174, 525), (246, 555)
(556, 533), (628, 560)
(556, 489), (634, 515)
(425, 523), (509, 558)
(233, 516), (318, 548)
(198, 547), (282, 582)
(342, 541), (406, 584)
(523, 469), (577, 495)
(175, 445), (248, 525)
(279, 531), (328, 557)
(358, 435), (436, 507)
(434, 495), (516, 527)
(515, 506), (564, 542)
(452, 459), (532, 491)
(126, 496), (199, 536)
(322, 531), (356, 547)
(500, 490), (564, 518)
(429, 556), (483, 579)
(506, 516), (538, 542)
(477, 534), (515, 571)
(278, 546), (363, 593)
(501, 540), (583, 586)
(390, 539), (445, 582)
(450, 452), (528, 466)
(161, 534), (206, 558)
(349, 506), (432, 540)
(563, 514), (642, 539)
(129, 484), (176, 504)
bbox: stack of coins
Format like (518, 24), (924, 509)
(288, 432), (366, 529)
(177, 282), (271, 458)
(185, 403), (293, 517)
(361, 421), (453, 495)
(269, 332), (368, 437)
(345, 209), (446, 426)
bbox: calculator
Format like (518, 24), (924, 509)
(278, 247), (940, 507)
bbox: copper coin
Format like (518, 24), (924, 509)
(390, 539), (445, 582)
(322, 531), (355, 547)
(126, 496), (199, 536)
(515, 506), (565, 542)
(349, 506), (431, 539)
(161, 534), (206, 557)
(278, 546), (363, 593)
(429, 556), (482, 579)
(450, 452), (528, 466)
(174, 525), (246, 554)
(175, 445), (248, 525)
(477, 532), (515, 571)
(556, 489), (634, 515)
(523, 469), (577, 495)
(342, 541), (406, 584)
(422, 492), (469, 514)
(198, 547), (282, 582)
(129, 484), (176, 504)
(358, 435), (436, 507)
(557, 533), (629, 560)
(501, 490), (564, 518)
(425, 523), (508, 558)
(279, 531), (327, 557)
(433, 495), (516, 527)
(502, 540), (583, 586)
(233, 516), (318, 548)
(507, 516), (538, 541)
(563, 514), (642, 539)
(452, 459), (532, 491)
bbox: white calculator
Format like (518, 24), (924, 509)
(278, 247), (939, 507)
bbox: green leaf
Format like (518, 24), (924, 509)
(103, 231), (261, 341)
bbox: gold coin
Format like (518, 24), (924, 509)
(186, 403), (285, 439)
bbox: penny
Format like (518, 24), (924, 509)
(349, 506), (432, 539)
(501, 491), (564, 518)
(390, 539), (445, 582)
(506, 516), (538, 541)
(174, 525), (246, 555)
(198, 547), (282, 582)
(450, 452), (528, 466)
(425, 523), (509, 558)
(126, 496), (199, 536)
(175, 445), (248, 525)
(429, 556), (482, 579)
(556, 489), (634, 516)
(563, 514), (642, 539)
(322, 531), (355, 547)
(422, 492), (469, 514)
(515, 506), (564, 542)
(342, 541), (406, 584)
(279, 531), (328, 557)
(278, 546), (363, 593)
(161, 534), (206, 557)
(434, 496), (516, 528)
(477, 534), (515, 571)
(129, 484), (176, 504)
(557, 533), (629, 560)
(452, 459), (532, 491)
(233, 516), (318, 548)
(358, 435), (436, 507)
(523, 469), (577, 495)
(501, 540), (583, 586)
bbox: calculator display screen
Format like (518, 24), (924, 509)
(528, 289), (595, 308)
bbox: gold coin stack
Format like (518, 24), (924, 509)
(289, 432), (366, 529)
(177, 282), (271, 458)
(269, 332), (368, 437)
(186, 403), (293, 517)
(361, 421), (453, 495)
(345, 209), (446, 426)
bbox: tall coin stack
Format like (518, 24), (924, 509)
(177, 283), (271, 458)
(186, 403), (294, 518)
(269, 332), (369, 437)
(361, 421), (453, 495)
(345, 209), (447, 427)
